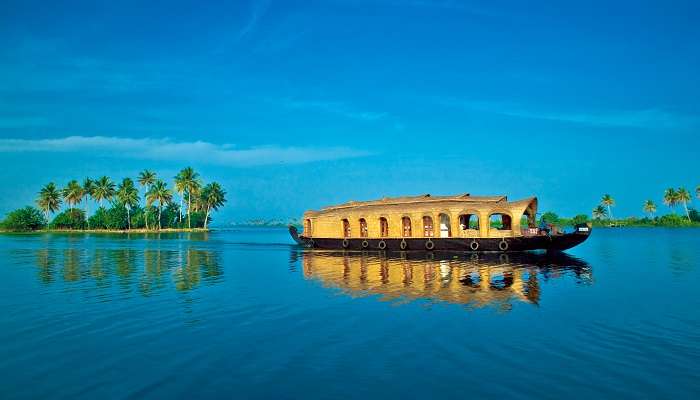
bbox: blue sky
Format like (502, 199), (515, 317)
(1, 0), (699, 222)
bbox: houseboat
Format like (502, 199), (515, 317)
(289, 193), (591, 252)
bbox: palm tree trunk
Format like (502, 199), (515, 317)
(607, 205), (613, 220)
(187, 192), (191, 229)
(179, 195), (183, 223)
(204, 205), (210, 229)
(684, 202), (690, 221)
(126, 206), (131, 230)
(84, 198), (89, 229)
(158, 204), (162, 230)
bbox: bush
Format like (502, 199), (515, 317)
(540, 212), (559, 225)
(169, 210), (207, 229)
(161, 203), (181, 228)
(189, 211), (208, 228)
(88, 207), (108, 229)
(130, 206), (156, 229)
(689, 208), (700, 223)
(88, 206), (130, 230)
(1, 206), (46, 231)
(51, 209), (86, 230)
(571, 214), (590, 225)
(657, 214), (689, 227)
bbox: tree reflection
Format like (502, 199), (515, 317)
(35, 248), (55, 284)
(62, 248), (81, 282)
(31, 247), (222, 295)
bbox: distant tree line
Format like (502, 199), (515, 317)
(588, 186), (700, 227)
(1, 167), (226, 232)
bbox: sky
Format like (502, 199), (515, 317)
(1, 0), (699, 223)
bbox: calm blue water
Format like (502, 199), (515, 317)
(0, 228), (698, 399)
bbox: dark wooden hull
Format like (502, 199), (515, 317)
(289, 226), (591, 252)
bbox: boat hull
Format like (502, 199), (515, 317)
(289, 226), (591, 252)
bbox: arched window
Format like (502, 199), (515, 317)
(489, 213), (512, 230)
(304, 219), (312, 235)
(359, 218), (368, 238)
(438, 213), (451, 237)
(459, 214), (480, 230)
(423, 216), (434, 237)
(402, 217), (412, 237)
(342, 219), (351, 238)
(379, 217), (389, 238)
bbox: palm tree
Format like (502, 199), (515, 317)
(117, 178), (139, 230)
(62, 180), (83, 211)
(36, 183), (62, 222)
(146, 180), (173, 230)
(92, 176), (116, 207)
(82, 178), (94, 228)
(199, 182), (227, 229)
(173, 170), (186, 224)
(663, 188), (678, 213)
(696, 185), (700, 200)
(677, 187), (692, 221)
(643, 200), (657, 219)
(592, 205), (607, 220)
(138, 170), (156, 230)
(601, 194), (615, 220)
(178, 167), (201, 229)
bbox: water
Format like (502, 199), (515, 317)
(0, 228), (698, 399)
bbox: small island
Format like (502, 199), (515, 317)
(0, 167), (226, 233)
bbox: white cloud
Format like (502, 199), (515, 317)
(0, 136), (371, 166)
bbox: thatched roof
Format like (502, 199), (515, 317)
(321, 193), (506, 211)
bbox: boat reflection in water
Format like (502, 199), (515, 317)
(300, 251), (592, 310)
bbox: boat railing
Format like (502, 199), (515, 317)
(521, 227), (540, 237)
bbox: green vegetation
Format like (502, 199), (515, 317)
(534, 213), (591, 228)
(137, 169), (157, 230)
(592, 205), (607, 220)
(601, 194), (615, 219)
(37, 183), (61, 221)
(0, 206), (46, 231)
(0, 167), (227, 232)
(146, 179), (173, 230)
(200, 182), (226, 229)
(117, 178), (139, 230)
(176, 167), (201, 229)
(540, 211), (559, 224)
(52, 209), (86, 230)
(643, 200), (656, 219)
(537, 186), (700, 229)
(586, 186), (700, 227)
